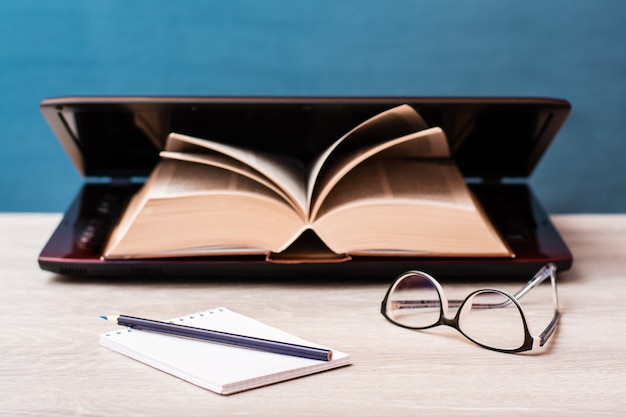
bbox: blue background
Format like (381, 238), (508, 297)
(1, 1), (625, 213)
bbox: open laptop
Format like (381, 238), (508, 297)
(38, 96), (573, 279)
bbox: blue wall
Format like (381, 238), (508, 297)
(1, 1), (625, 213)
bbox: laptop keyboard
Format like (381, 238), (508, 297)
(74, 188), (133, 254)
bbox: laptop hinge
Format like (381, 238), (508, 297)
(110, 177), (133, 187)
(480, 177), (502, 186)
(465, 176), (502, 186)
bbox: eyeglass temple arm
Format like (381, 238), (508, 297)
(392, 263), (558, 311)
(448, 263), (558, 309)
(512, 263), (557, 301)
(516, 263), (559, 348)
(391, 299), (441, 309)
(392, 298), (507, 310)
(539, 310), (560, 347)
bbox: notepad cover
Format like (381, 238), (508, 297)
(99, 307), (350, 395)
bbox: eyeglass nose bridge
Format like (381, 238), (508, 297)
(438, 310), (463, 331)
(437, 313), (461, 330)
(435, 294), (507, 341)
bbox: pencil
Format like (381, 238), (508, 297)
(100, 314), (333, 361)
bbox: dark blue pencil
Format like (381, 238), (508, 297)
(100, 314), (332, 361)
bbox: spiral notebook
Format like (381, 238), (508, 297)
(99, 307), (350, 395)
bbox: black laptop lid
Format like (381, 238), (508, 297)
(38, 96), (573, 278)
(40, 96), (571, 181)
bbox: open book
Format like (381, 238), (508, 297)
(103, 105), (512, 261)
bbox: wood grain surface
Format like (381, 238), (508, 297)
(1, 213), (625, 416)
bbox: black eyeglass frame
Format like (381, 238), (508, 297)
(380, 263), (560, 353)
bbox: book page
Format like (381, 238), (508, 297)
(315, 158), (473, 220)
(312, 158), (511, 257)
(103, 160), (307, 258)
(306, 104), (428, 213)
(165, 133), (308, 214)
(309, 127), (448, 220)
(102, 169), (158, 257)
(160, 150), (304, 218)
(145, 159), (289, 200)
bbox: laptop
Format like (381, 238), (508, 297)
(38, 96), (573, 279)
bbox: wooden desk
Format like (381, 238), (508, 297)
(1, 213), (625, 416)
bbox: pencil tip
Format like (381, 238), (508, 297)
(99, 315), (108, 320)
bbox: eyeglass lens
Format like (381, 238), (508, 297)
(460, 291), (526, 350)
(385, 273), (442, 328)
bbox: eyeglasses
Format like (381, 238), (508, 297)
(380, 263), (559, 353)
